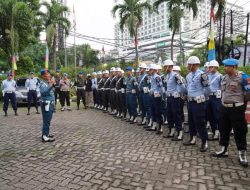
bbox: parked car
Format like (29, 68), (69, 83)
(15, 77), (41, 105)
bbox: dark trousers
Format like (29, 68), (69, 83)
(27, 90), (38, 111)
(207, 96), (221, 132)
(104, 90), (110, 109)
(41, 102), (54, 136)
(3, 93), (17, 112)
(93, 89), (99, 106)
(126, 93), (137, 118)
(139, 92), (150, 119)
(60, 91), (70, 107)
(166, 96), (182, 131)
(110, 90), (116, 111)
(219, 105), (247, 150)
(77, 89), (86, 106)
(188, 101), (208, 142)
(152, 96), (163, 125)
(180, 99), (185, 123)
(100, 90), (104, 106)
(121, 93), (127, 117)
(54, 88), (60, 105)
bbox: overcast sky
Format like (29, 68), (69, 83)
(63, 0), (250, 51)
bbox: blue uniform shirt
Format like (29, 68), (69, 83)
(208, 72), (222, 93)
(91, 78), (98, 89)
(25, 78), (39, 90)
(166, 71), (186, 94)
(39, 80), (55, 101)
(186, 69), (211, 97)
(150, 73), (163, 96)
(138, 73), (150, 90)
(125, 76), (137, 92)
(1, 79), (16, 92)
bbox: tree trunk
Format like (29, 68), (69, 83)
(135, 26), (139, 65)
(171, 29), (176, 60)
(53, 34), (57, 71)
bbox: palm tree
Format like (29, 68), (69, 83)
(41, 0), (70, 71)
(112, 0), (152, 64)
(154, 0), (200, 60)
(211, 0), (225, 19)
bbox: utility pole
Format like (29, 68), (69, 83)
(222, 12), (226, 60)
(230, 10), (235, 58)
(243, 13), (249, 66)
(218, 17), (222, 64)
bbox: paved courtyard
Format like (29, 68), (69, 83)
(0, 106), (250, 190)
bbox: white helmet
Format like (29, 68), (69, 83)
(187, 56), (200, 65)
(104, 70), (109, 74)
(121, 70), (124, 74)
(110, 67), (115, 72)
(139, 63), (147, 69)
(97, 71), (102, 75)
(173, 65), (181, 71)
(204, 62), (209, 67)
(116, 67), (122, 72)
(149, 63), (157, 70)
(209, 60), (219, 67)
(92, 72), (97, 75)
(163, 59), (174, 66)
(155, 64), (162, 70)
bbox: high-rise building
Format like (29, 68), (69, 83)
(114, 0), (244, 60)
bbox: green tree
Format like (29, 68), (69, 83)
(154, 0), (200, 60)
(211, 0), (225, 19)
(235, 33), (245, 46)
(0, 0), (35, 58)
(41, 0), (71, 71)
(112, 0), (152, 64)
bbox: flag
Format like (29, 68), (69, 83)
(73, 4), (76, 31)
(207, 8), (216, 61)
(12, 54), (17, 73)
(45, 45), (49, 69)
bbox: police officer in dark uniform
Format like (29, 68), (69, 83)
(96, 71), (103, 109)
(25, 72), (40, 115)
(211, 58), (248, 167)
(109, 67), (118, 115)
(103, 70), (111, 113)
(1, 73), (18, 116)
(54, 70), (61, 110)
(75, 71), (86, 110)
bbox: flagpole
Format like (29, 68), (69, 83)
(73, 4), (76, 79)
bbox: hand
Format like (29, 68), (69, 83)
(50, 78), (55, 85)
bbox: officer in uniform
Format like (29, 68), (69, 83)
(173, 66), (186, 128)
(109, 68), (118, 115)
(39, 69), (55, 142)
(207, 60), (222, 140)
(103, 70), (111, 112)
(92, 72), (98, 108)
(120, 70), (127, 120)
(25, 72), (40, 115)
(1, 73), (18, 116)
(97, 71), (105, 109)
(114, 68), (123, 118)
(96, 71), (102, 109)
(184, 56), (211, 152)
(147, 64), (163, 134)
(75, 71), (86, 110)
(163, 60), (186, 140)
(59, 73), (72, 111)
(54, 70), (61, 110)
(137, 63), (150, 126)
(211, 58), (248, 167)
(125, 66), (138, 124)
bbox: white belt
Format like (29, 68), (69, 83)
(5, 91), (14, 93)
(222, 103), (244, 108)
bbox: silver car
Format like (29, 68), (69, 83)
(15, 77), (41, 105)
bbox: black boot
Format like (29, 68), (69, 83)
(211, 146), (228, 157)
(183, 136), (196, 146)
(200, 140), (208, 152)
(156, 124), (163, 135)
(172, 131), (183, 141)
(77, 105), (80, 110)
(27, 109), (30, 115)
(239, 150), (248, 167)
(15, 111), (18, 116)
(4, 111), (7, 117)
(36, 108), (40, 114)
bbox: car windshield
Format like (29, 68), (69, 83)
(16, 78), (27, 87)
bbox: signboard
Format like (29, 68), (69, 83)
(156, 42), (167, 48)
